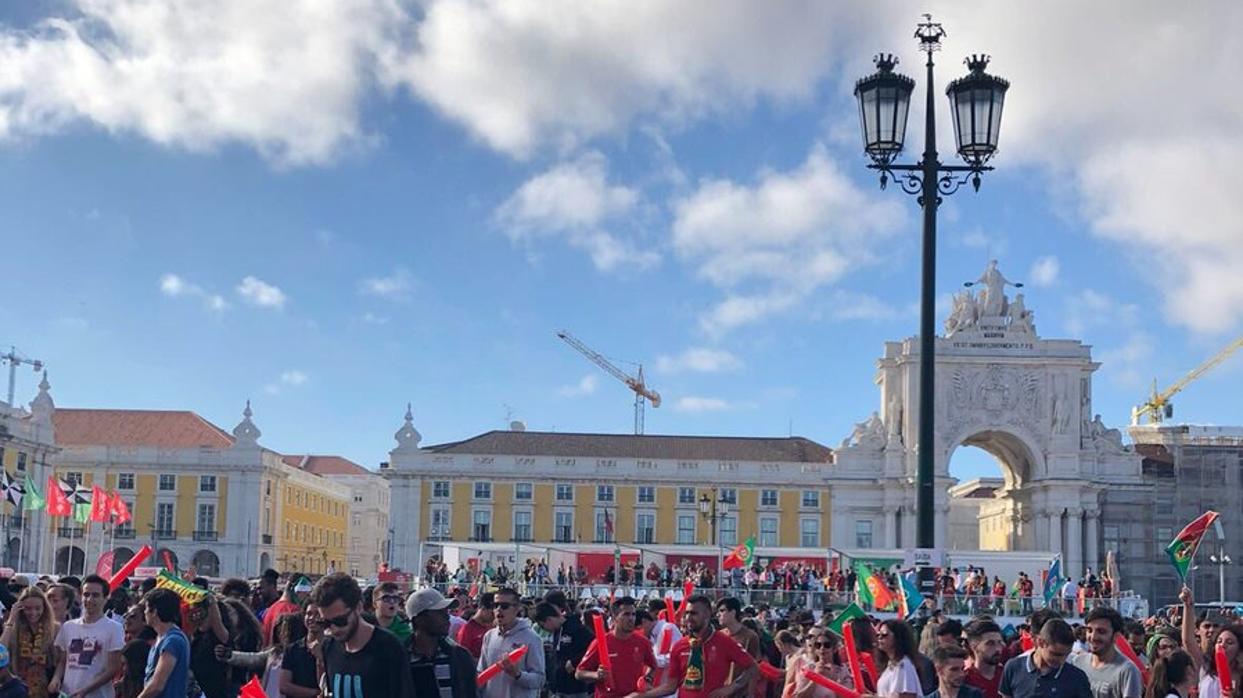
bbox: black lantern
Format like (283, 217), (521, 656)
(853, 54), (915, 166)
(946, 54), (1009, 166)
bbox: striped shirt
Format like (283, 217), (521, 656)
(410, 641), (455, 698)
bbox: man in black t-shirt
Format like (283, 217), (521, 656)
(312, 573), (413, 698)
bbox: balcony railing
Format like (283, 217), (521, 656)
(114, 528), (136, 540)
(193, 530), (218, 542)
(57, 526), (84, 539)
(153, 529), (176, 540)
(261, 534), (273, 545)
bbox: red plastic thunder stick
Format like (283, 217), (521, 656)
(802, 669), (863, 698)
(675, 581), (694, 622)
(842, 623), (867, 693)
(107, 544), (152, 589)
(1113, 635), (1149, 685)
(1217, 645), (1233, 697)
(592, 612), (615, 690)
(665, 597), (677, 623)
(477, 646), (529, 686)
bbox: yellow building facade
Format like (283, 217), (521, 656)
(49, 405), (350, 578)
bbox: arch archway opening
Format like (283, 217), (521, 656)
(947, 430), (1039, 552)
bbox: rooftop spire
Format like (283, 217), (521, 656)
(394, 402), (422, 452)
(231, 399), (262, 447)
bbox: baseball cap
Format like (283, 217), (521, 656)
(406, 588), (456, 618)
(0, 642), (10, 669)
(293, 577), (313, 594)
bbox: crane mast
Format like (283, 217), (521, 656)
(1, 346), (44, 406)
(1132, 335), (1243, 425)
(556, 330), (661, 435)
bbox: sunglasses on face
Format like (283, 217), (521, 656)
(323, 611), (353, 628)
(380, 595), (402, 604)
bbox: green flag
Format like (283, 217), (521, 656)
(827, 603), (866, 634)
(854, 561), (897, 609)
(21, 475), (43, 511)
(74, 503), (91, 524)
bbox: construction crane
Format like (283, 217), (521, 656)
(556, 330), (661, 435)
(1132, 335), (1243, 425)
(1, 346), (44, 406)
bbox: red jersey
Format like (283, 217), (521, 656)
(668, 631), (756, 698)
(578, 631), (658, 698)
(964, 665), (1002, 698)
(457, 618), (490, 659)
(261, 599), (302, 645)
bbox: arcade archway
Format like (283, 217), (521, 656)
(946, 429), (1039, 551)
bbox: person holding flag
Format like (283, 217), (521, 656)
(576, 597), (657, 698)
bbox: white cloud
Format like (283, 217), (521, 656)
(158, 273), (227, 312)
(496, 151), (657, 271)
(673, 396), (755, 413)
(824, 290), (906, 322)
(558, 374), (599, 398)
(280, 370), (308, 387)
(0, 0), (408, 166)
(360, 269), (414, 300)
(236, 276), (287, 309)
(394, 2), (877, 158)
(673, 144), (905, 333)
(655, 348), (743, 374)
(1028, 256), (1060, 287)
(360, 312), (390, 325)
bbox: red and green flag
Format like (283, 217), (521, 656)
(45, 476), (72, 517)
(827, 602), (866, 634)
(1166, 511), (1219, 581)
(854, 561), (896, 609)
(722, 537), (755, 570)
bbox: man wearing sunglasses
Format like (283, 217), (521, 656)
(312, 573), (412, 698)
(478, 588), (545, 698)
(638, 595), (756, 698)
(371, 583), (412, 643)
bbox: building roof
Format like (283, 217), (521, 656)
(283, 454), (373, 476)
(422, 430), (834, 463)
(53, 408), (235, 448)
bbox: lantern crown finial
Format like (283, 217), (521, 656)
(915, 14), (946, 52)
(965, 54), (992, 73)
(873, 53), (899, 73)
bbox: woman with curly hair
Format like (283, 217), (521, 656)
(0, 586), (59, 698)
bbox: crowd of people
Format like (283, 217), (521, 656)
(0, 564), (1202, 698)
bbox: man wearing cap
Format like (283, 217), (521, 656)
(263, 577), (310, 646)
(0, 643), (28, 698)
(408, 588), (477, 698)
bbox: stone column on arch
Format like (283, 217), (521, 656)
(1048, 511), (1063, 561)
(1085, 510), (1100, 573)
(1066, 508), (1083, 580)
(885, 509), (898, 548)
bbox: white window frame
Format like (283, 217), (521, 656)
(800, 516), (821, 548)
(554, 509), (574, 543)
(155, 502), (176, 535)
(759, 516), (779, 547)
(676, 514), (697, 544)
(596, 485), (615, 503)
(720, 488), (738, 505)
(432, 481), (451, 499)
(720, 515), (738, 546)
(678, 487), (696, 505)
(158, 474), (176, 491)
(594, 510), (615, 543)
(471, 508), (492, 541)
(802, 489), (820, 509)
(429, 506), (451, 540)
(473, 482), (492, 501)
(514, 482), (534, 501)
(199, 475), (217, 493)
(555, 484), (574, 502)
(196, 503), (216, 533)
(512, 509), (533, 542)
(635, 511), (656, 544)
(760, 489), (778, 507)
(636, 486), (655, 504)
(853, 520), (872, 549)
(117, 473), (136, 491)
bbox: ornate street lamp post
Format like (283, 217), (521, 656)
(854, 15), (1008, 575)
(699, 490), (729, 588)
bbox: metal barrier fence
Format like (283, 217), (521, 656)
(412, 581), (1139, 618)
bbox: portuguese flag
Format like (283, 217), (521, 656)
(854, 561), (896, 609)
(723, 537), (755, 570)
(1166, 511), (1219, 581)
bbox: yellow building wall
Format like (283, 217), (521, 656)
(738, 489), (758, 541)
(655, 486), (676, 544)
(217, 477), (229, 537)
(779, 490), (800, 547)
(616, 485), (634, 543)
(451, 481), (471, 540)
(532, 484), (553, 542)
(575, 484), (594, 542)
(176, 476), (196, 535)
(493, 483), (512, 542)
(133, 474), (156, 532)
(276, 479), (349, 574)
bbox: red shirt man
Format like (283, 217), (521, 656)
(577, 600), (657, 698)
(456, 592), (495, 660)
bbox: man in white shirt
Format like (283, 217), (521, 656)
(1062, 580), (1079, 616)
(50, 573), (124, 698)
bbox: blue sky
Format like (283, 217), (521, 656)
(1, 1), (1241, 482)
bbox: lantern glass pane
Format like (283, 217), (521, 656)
(972, 89), (992, 147)
(989, 90), (1005, 147)
(956, 94), (972, 150)
(894, 91), (909, 150)
(862, 89), (879, 148)
(878, 86), (896, 144)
